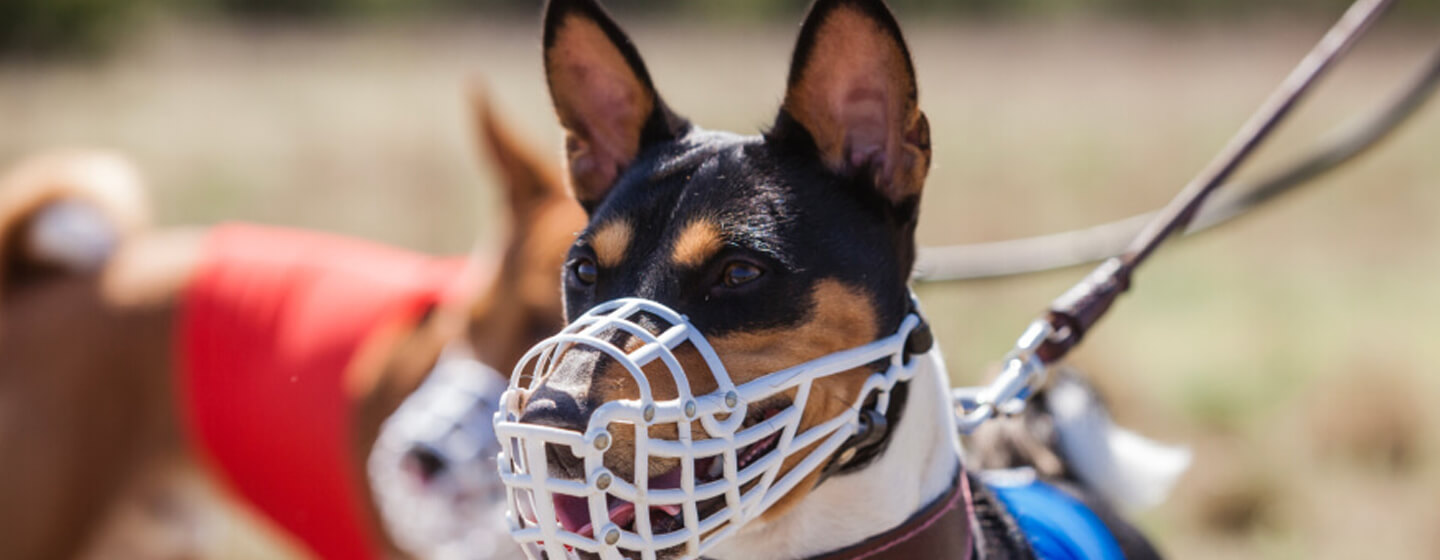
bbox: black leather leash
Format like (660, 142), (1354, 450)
(913, 37), (1440, 283)
(1033, 0), (1396, 367)
(815, 0), (1397, 537)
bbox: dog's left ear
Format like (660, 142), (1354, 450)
(774, 0), (930, 205)
(542, 0), (687, 211)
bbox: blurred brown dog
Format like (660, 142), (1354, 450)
(0, 92), (584, 559)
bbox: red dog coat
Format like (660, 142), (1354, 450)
(177, 223), (470, 559)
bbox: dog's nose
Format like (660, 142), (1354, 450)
(519, 384), (591, 433)
(519, 384), (596, 480)
(403, 445), (448, 484)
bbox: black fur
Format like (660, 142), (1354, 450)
(565, 130), (917, 337)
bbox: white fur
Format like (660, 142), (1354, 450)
(1048, 375), (1192, 511)
(369, 350), (523, 560)
(26, 200), (120, 272)
(707, 351), (963, 560)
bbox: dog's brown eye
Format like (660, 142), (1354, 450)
(572, 257), (598, 286)
(722, 261), (763, 288)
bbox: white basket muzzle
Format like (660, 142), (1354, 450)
(493, 298), (921, 560)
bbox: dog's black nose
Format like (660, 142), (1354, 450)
(403, 445), (448, 484)
(519, 384), (591, 432)
(519, 384), (595, 479)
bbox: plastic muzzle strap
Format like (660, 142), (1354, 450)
(494, 298), (922, 560)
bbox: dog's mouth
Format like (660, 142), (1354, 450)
(547, 403), (786, 545)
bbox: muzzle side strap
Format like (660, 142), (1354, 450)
(816, 308), (930, 484)
(816, 380), (910, 484)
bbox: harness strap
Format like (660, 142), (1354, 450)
(969, 473), (1037, 560)
(1033, 0), (1393, 367)
(986, 474), (1125, 560)
(807, 470), (974, 560)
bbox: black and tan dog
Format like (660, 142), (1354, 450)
(0, 92), (584, 560)
(502, 0), (1176, 558)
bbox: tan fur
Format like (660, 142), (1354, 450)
(589, 280), (880, 519)
(591, 218), (634, 268)
(782, 6), (929, 202)
(670, 219), (725, 268)
(466, 86), (587, 374)
(0, 150), (148, 302)
(0, 94), (586, 559)
(708, 281), (878, 521)
(546, 16), (656, 204)
(0, 233), (190, 560)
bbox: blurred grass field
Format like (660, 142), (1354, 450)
(3, 11), (1439, 560)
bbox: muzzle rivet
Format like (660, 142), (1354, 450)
(592, 431), (612, 452)
(594, 471), (613, 491)
(603, 526), (621, 546)
(724, 391), (739, 409)
(684, 400), (698, 419)
(642, 404), (657, 423)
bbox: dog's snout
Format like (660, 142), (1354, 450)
(403, 445), (448, 484)
(518, 384), (592, 432)
(518, 385), (595, 479)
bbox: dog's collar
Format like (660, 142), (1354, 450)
(803, 467), (973, 560)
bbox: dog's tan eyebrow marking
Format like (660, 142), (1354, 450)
(671, 219), (725, 268)
(590, 218), (633, 268)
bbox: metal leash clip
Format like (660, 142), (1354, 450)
(953, 319), (1054, 434)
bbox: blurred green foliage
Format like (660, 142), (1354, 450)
(2, 0), (1437, 57)
(0, 0), (149, 56)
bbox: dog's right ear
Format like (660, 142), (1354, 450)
(542, 0), (686, 212)
(470, 84), (568, 226)
(772, 0), (930, 207)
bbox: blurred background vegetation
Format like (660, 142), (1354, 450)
(5, 0), (1440, 57)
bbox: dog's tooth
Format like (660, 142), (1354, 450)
(707, 457), (724, 479)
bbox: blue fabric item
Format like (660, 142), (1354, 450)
(986, 475), (1125, 560)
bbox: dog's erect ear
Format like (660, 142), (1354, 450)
(543, 0), (685, 211)
(470, 84), (568, 225)
(775, 0), (930, 205)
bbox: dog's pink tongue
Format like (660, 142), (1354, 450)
(553, 495), (641, 538)
(553, 494), (592, 535)
(551, 470), (688, 538)
(645, 469), (685, 518)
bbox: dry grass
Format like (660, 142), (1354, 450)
(3, 14), (1439, 559)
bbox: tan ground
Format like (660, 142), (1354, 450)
(3, 14), (1439, 560)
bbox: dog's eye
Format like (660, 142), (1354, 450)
(721, 261), (764, 288)
(571, 257), (598, 286)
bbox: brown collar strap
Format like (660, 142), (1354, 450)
(807, 470), (974, 560)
